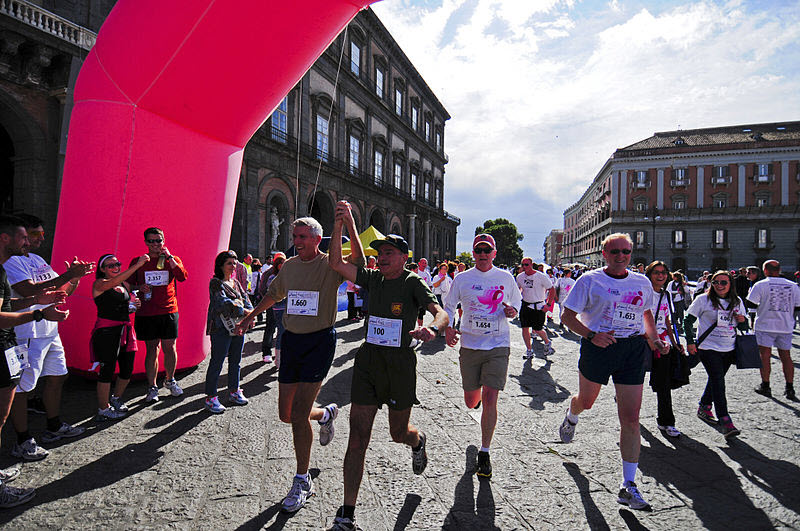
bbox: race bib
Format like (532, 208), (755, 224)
(717, 310), (734, 328)
(611, 302), (643, 334)
(32, 269), (56, 283)
(4, 345), (28, 379)
(366, 316), (402, 347)
(144, 270), (169, 286)
(287, 290), (319, 316)
(466, 315), (499, 336)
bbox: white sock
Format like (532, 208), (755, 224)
(320, 409), (330, 423)
(295, 472), (310, 482)
(622, 461), (638, 485)
(567, 404), (579, 423)
(480, 446), (490, 453)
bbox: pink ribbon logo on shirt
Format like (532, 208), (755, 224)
(477, 285), (505, 313)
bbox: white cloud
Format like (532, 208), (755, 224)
(371, 0), (800, 259)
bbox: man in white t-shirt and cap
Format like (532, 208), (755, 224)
(748, 260), (800, 401)
(516, 258), (555, 359)
(559, 232), (664, 511)
(443, 233), (521, 480)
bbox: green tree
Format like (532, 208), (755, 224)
(455, 251), (474, 267)
(475, 218), (524, 267)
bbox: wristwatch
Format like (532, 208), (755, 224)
(32, 309), (44, 322)
(428, 325), (439, 334)
(585, 331), (596, 341)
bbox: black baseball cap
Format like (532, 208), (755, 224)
(369, 234), (409, 254)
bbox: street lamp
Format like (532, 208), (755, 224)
(643, 206), (661, 263)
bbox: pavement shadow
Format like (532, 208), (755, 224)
(393, 493), (421, 530)
(417, 337), (447, 356)
(618, 509), (650, 530)
(234, 469), (321, 531)
(317, 366), (354, 409)
(721, 438), (800, 517)
(510, 359), (571, 411)
(332, 345), (360, 368)
(442, 445), (498, 530)
(638, 427), (772, 530)
(563, 462), (611, 531)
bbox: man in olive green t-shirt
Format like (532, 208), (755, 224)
(237, 214), (363, 515)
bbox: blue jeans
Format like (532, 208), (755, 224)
(273, 308), (286, 350)
(205, 332), (244, 397)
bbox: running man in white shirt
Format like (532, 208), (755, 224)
(748, 260), (800, 401)
(444, 234), (521, 480)
(556, 269), (576, 330)
(559, 233), (664, 511)
(516, 259), (555, 358)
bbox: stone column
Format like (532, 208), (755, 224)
(408, 214), (416, 254)
(424, 218), (430, 259)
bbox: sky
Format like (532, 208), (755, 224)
(371, 0), (800, 261)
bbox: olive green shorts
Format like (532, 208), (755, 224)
(350, 343), (419, 410)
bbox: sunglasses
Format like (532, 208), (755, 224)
(146, 239), (163, 244)
(104, 262), (122, 269)
(607, 249), (632, 255)
(711, 280), (729, 286)
(474, 247), (493, 254)
(27, 230), (44, 238)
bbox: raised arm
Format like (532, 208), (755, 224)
(92, 254), (150, 297)
(329, 201), (360, 283)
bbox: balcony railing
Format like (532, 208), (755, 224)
(0, 0), (96, 50)
(753, 174), (773, 184)
(711, 176), (732, 185)
(711, 242), (728, 250)
(670, 178), (690, 187)
(671, 242), (689, 250)
(632, 180), (650, 189)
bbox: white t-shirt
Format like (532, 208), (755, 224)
(418, 269), (432, 287)
(432, 273), (452, 296)
(563, 268), (655, 338)
(650, 287), (674, 339)
(747, 277), (800, 333)
(667, 280), (686, 303)
(444, 266), (522, 350)
(3, 253), (60, 338)
(557, 277), (576, 303)
(687, 294), (746, 352)
(516, 270), (553, 304)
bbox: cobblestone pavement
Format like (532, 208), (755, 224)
(1, 313), (799, 530)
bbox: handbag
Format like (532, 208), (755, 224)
(734, 330), (761, 369)
(644, 290), (667, 373)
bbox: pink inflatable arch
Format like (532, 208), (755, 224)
(52, 0), (376, 376)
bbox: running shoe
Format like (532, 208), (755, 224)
(719, 416), (740, 439)
(0, 484), (35, 509)
(543, 343), (556, 355)
(476, 451), (492, 479)
(559, 409), (577, 443)
(145, 386), (160, 404)
(522, 349), (533, 360)
(281, 475), (314, 513)
(262, 353), (273, 364)
(110, 395), (129, 412)
(26, 396), (46, 415)
(328, 516), (360, 530)
(411, 431), (428, 475)
(319, 404), (339, 446)
(205, 396), (226, 414)
(40, 422), (85, 443)
(657, 425), (681, 438)
(696, 404), (716, 424)
(229, 389), (249, 406)
(164, 379), (184, 397)
(754, 382), (772, 397)
(97, 406), (126, 421)
(617, 481), (652, 511)
(11, 438), (49, 461)
(786, 385), (797, 401)
(0, 466), (20, 483)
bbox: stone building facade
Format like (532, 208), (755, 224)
(1, 2), (459, 261)
(230, 8), (459, 262)
(562, 122), (800, 277)
(542, 229), (563, 266)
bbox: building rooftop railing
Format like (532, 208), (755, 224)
(1, 0), (97, 50)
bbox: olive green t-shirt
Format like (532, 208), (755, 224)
(355, 267), (438, 349)
(267, 252), (346, 334)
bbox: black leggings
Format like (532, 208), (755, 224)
(698, 348), (736, 418)
(92, 326), (136, 383)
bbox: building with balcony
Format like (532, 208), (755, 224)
(562, 122), (800, 277)
(0, 2), (459, 262)
(543, 229), (563, 266)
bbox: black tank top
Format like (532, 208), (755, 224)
(94, 287), (130, 322)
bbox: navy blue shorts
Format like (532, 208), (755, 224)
(578, 335), (647, 386)
(278, 327), (336, 384)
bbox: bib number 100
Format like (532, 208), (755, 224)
(372, 327), (385, 335)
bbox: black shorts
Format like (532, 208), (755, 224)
(278, 327), (336, 384)
(350, 343), (418, 410)
(520, 303), (546, 330)
(0, 341), (21, 389)
(134, 313), (179, 341)
(578, 335), (647, 386)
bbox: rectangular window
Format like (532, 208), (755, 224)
(714, 166), (729, 178)
(757, 229), (768, 248)
(756, 196), (769, 207)
(395, 88), (402, 115)
(435, 131), (442, 152)
(349, 135), (359, 174)
(635, 231), (645, 245)
(350, 41), (360, 75)
(316, 115), (329, 162)
(375, 67), (384, 98)
(374, 151), (383, 185)
(411, 106), (418, 131)
(394, 162), (402, 189)
(425, 120), (431, 142)
(636, 171), (647, 183)
(435, 188), (441, 207)
(674, 230), (685, 244)
(424, 181), (430, 201)
(271, 97), (288, 143)
(635, 202), (647, 211)
(714, 196), (727, 208)
(672, 168), (686, 179)
(755, 163), (772, 182)
(410, 172), (417, 198)
(715, 229), (725, 246)
(673, 199), (686, 209)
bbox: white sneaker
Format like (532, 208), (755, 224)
(319, 404), (339, 446)
(617, 481), (652, 511)
(559, 409), (577, 443)
(97, 406), (126, 421)
(40, 422), (85, 443)
(0, 465), (20, 483)
(281, 475), (314, 513)
(145, 386), (160, 403)
(263, 354), (273, 363)
(11, 438), (49, 461)
(657, 425), (681, 438)
(229, 389), (249, 406)
(164, 379), (184, 397)
(522, 348), (533, 360)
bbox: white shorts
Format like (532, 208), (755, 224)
(16, 336), (68, 393)
(755, 331), (793, 351)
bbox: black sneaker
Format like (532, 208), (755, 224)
(476, 451), (492, 479)
(411, 432), (428, 475)
(754, 382), (772, 397)
(786, 385), (797, 401)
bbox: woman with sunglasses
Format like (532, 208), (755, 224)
(204, 250), (253, 414)
(91, 253), (149, 420)
(644, 261), (683, 438)
(684, 270), (749, 439)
